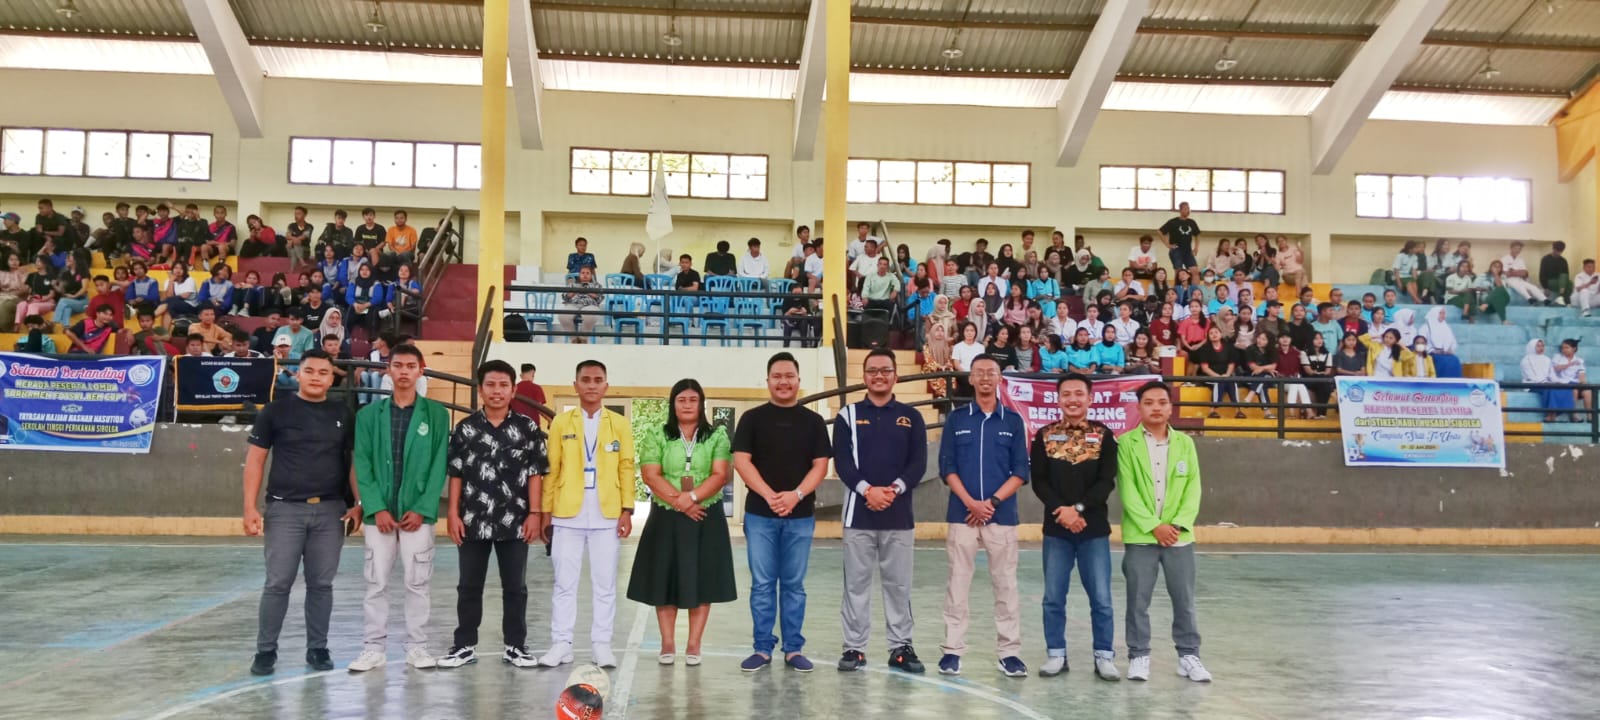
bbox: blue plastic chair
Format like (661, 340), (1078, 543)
(643, 274), (673, 315)
(733, 297), (767, 345)
(665, 294), (696, 341)
(604, 274), (636, 289)
(523, 291), (556, 341)
(610, 294), (646, 345)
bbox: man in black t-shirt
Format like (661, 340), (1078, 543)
(32, 199), (67, 261)
(242, 350), (359, 677)
(674, 254), (702, 291)
(316, 209), (355, 260)
(353, 208), (386, 255)
(732, 352), (832, 673)
(1157, 202), (1201, 272)
(285, 206), (315, 270)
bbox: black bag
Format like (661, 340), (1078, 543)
(503, 313), (531, 342)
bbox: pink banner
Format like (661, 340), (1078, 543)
(999, 374), (1161, 438)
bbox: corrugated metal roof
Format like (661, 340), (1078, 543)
(1430, 0), (1537, 37)
(541, 58), (797, 99)
(851, 23), (1086, 73)
(535, 6), (804, 62)
(255, 44), (483, 85)
(1399, 44), (1600, 94)
(231, 0), (483, 53)
(852, 0), (1102, 23)
(1121, 34), (1360, 83)
(850, 71), (1065, 106)
(1477, 0), (1600, 44)
(0, 0), (192, 37)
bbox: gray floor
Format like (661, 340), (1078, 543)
(1, 536), (1597, 720)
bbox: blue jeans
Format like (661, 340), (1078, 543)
(53, 296), (89, 327)
(1041, 533), (1115, 658)
(745, 513), (814, 655)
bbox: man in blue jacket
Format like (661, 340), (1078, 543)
(936, 354), (1030, 679)
(833, 349), (927, 674)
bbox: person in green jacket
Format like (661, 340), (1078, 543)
(1117, 381), (1212, 684)
(347, 343), (450, 673)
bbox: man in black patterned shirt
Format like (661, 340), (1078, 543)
(437, 359), (549, 669)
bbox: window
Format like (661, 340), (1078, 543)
(1098, 165), (1284, 215)
(568, 147), (768, 201)
(0, 127), (210, 181)
(1354, 173), (1530, 223)
(847, 158), (1029, 207)
(288, 136), (482, 190)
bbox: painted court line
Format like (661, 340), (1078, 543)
(606, 603), (651, 719)
(142, 670), (341, 720)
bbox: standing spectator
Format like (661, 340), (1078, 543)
(566, 237), (597, 275)
(738, 237), (770, 279)
(936, 354), (1030, 678)
(1157, 202), (1200, 271)
(317, 209), (356, 260)
(1, 212), (30, 262)
(1119, 382), (1210, 683)
(438, 360), (548, 670)
(539, 360), (634, 670)
(1539, 241), (1573, 306)
(512, 363), (548, 422)
(386, 210), (418, 265)
(242, 349), (360, 676)
(1574, 258), (1599, 317)
(733, 352), (832, 673)
(627, 379), (737, 668)
(704, 240), (737, 277)
(833, 349), (927, 674)
(1500, 241), (1550, 306)
(347, 344), (449, 673)
(1031, 374), (1121, 680)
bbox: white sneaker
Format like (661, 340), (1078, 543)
(347, 649), (386, 673)
(406, 647), (437, 669)
(592, 644), (616, 669)
(1177, 655), (1212, 682)
(1556, 297), (1569, 307)
(1094, 656), (1121, 681)
(1038, 656), (1067, 677)
(539, 642), (574, 668)
(1127, 656), (1150, 681)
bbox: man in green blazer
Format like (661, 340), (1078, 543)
(1117, 381), (1212, 684)
(347, 344), (450, 672)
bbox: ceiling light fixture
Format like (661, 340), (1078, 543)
(661, 14), (684, 48)
(55, 0), (79, 19)
(1477, 50), (1500, 80)
(365, 2), (387, 33)
(941, 47), (964, 60)
(1546, 0), (1562, 15)
(1214, 40), (1238, 72)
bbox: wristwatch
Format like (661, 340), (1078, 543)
(987, 496), (1001, 508)
(688, 489), (698, 503)
(795, 488), (807, 501)
(1074, 503), (1085, 513)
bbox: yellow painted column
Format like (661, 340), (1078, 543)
(479, 0), (509, 340)
(819, 0), (849, 348)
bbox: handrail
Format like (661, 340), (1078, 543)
(503, 280), (825, 346)
(470, 284), (496, 391)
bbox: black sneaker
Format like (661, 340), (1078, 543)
(438, 646), (477, 669)
(306, 648), (334, 672)
(250, 651), (276, 676)
(837, 649), (866, 672)
(502, 645), (538, 668)
(888, 645), (925, 674)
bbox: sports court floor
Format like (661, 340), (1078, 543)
(1, 536), (1596, 719)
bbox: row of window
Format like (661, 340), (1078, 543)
(0, 128), (1535, 225)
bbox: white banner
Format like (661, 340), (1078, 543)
(1335, 376), (1506, 469)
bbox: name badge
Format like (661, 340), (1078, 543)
(585, 466), (597, 489)
(1047, 434), (1068, 442)
(1175, 460), (1188, 475)
(608, 440), (620, 452)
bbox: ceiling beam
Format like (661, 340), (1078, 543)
(792, 0), (826, 161)
(1054, 0), (1148, 167)
(1310, 0), (1451, 175)
(507, 0), (545, 149)
(178, 0), (265, 137)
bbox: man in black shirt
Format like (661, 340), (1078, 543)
(0, 212), (29, 263)
(107, 202), (135, 258)
(704, 240), (737, 277)
(32, 199), (67, 261)
(1030, 374), (1121, 681)
(317, 209), (355, 260)
(732, 352), (832, 673)
(242, 349), (359, 677)
(1158, 202), (1201, 272)
(353, 207), (386, 256)
(175, 203), (209, 265)
(285, 206), (315, 271)
(674, 253), (702, 291)
(438, 360), (549, 670)
(1539, 241), (1573, 307)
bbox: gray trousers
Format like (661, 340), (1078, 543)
(1122, 543), (1201, 659)
(257, 500), (346, 653)
(841, 528), (915, 652)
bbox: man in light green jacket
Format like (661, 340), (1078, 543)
(1117, 381), (1211, 684)
(348, 344), (450, 672)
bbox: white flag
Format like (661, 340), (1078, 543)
(646, 168), (673, 241)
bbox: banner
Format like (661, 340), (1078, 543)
(1000, 374), (1161, 438)
(0, 352), (166, 454)
(1335, 376), (1505, 469)
(175, 356), (276, 411)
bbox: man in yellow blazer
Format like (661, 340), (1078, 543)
(539, 359), (635, 669)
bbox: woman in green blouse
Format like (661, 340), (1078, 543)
(626, 378), (737, 667)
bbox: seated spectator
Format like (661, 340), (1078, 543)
(1039, 332), (1070, 373)
(1126, 329), (1159, 375)
(1521, 339), (1572, 422)
(862, 256), (902, 314)
(1367, 306), (1393, 340)
(1359, 329), (1431, 378)
(1470, 260), (1512, 324)
(234, 270), (268, 317)
(198, 262), (235, 313)
(316, 209), (355, 261)
(222, 328), (261, 358)
(1127, 235), (1159, 280)
(976, 262), (1008, 301)
(905, 279), (937, 345)
(316, 306), (352, 356)
(1233, 288), (1256, 322)
(673, 253), (702, 291)
(1212, 306), (1238, 345)
(1249, 235), (1279, 286)
(1082, 267), (1113, 303)
(1311, 303), (1342, 353)
(1574, 259), (1599, 318)
(954, 284), (976, 324)
(1419, 307), (1460, 377)
(802, 242), (824, 289)
(1275, 236), (1304, 288)
(1554, 339), (1591, 420)
(129, 307), (161, 355)
(182, 332), (208, 358)
(0, 212), (29, 262)
(1093, 325), (1125, 374)
(51, 252), (90, 330)
(619, 242), (646, 287)
(1012, 325), (1042, 372)
(17, 256), (57, 330)
(152, 261), (198, 323)
(355, 332), (391, 404)
(1539, 241), (1573, 307)
(1205, 238), (1237, 279)
(0, 253), (26, 332)
(1190, 325), (1240, 419)
(562, 265), (604, 343)
(1391, 240), (1423, 303)
(86, 273), (125, 325)
(1205, 284), (1233, 317)
(1500, 241), (1550, 306)
(1224, 269), (1250, 304)
(1391, 308), (1419, 346)
(985, 324), (1020, 371)
(385, 210), (419, 265)
(1065, 328), (1098, 374)
(995, 243), (1021, 280)
(1027, 264), (1059, 307)
(272, 336), (299, 392)
(1333, 333), (1367, 378)
(1077, 304), (1106, 343)
(925, 294), (957, 345)
(849, 239), (885, 281)
(1046, 300), (1074, 340)
(1242, 332), (1278, 418)
(950, 322), (985, 374)
(14, 314), (57, 352)
(1111, 301), (1140, 346)
(200, 205), (235, 265)
(317, 244), (344, 294)
(340, 240), (369, 286)
(387, 262), (422, 322)
(249, 310), (281, 355)
(318, 333), (350, 380)
(300, 285), (330, 331)
(1339, 301), (1369, 339)
(1063, 249), (1096, 293)
(272, 307), (315, 359)
(939, 259), (966, 299)
(66, 304), (118, 354)
(999, 284), (1029, 327)
(1149, 301), (1177, 350)
(977, 282), (1004, 335)
(1444, 260), (1476, 320)
(1300, 333), (1334, 418)
(1258, 301), (1287, 342)
(1232, 310), (1255, 355)
(1113, 268), (1145, 303)
(124, 260), (160, 311)
(239, 214), (279, 259)
(345, 263), (386, 339)
(174, 204), (208, 267)
(705, 240), (738, 277)
(190, 306), (231, 354)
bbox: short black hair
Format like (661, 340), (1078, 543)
(575, 359), (608, 376)
(300, 348), (335, 366)
(476, 359), (516, 385)
(287, 307), (306, 319)
(1554, 241), (1566, 252)
(796, 225), (810, 234)
(1135, 380), (1172, 402)
(361, 207), (376, 216)
(716, 240), (730, 252)
(92, 274), (109, 283)
(520, 363), (536, 373)
(136, 306), (155, 319)
(94, 304), (114, 315)
(1057, 373), (1093, 393)
(767, 351), (799, 374)
(186, 333), (205, 344)
(1316, 302), (1337, 314)
(390, 343), (424, 364)
(863, 348), (897, 368)
(1585, 258), (1596, 265)
(334, 209), (348, 219)
(230, 328), (249, 342)
(748, 237), (761, 247)
(969, 354), (1001, 372)
(679, 253), (692, 262)
(1346, 300), (1362, 308)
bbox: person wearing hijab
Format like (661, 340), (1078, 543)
(1093, 325), (1125, 375)
(922, 321), (955, 403)
(1419, 307), (1460, 377)
(316, 305), (351, 354)
(1063, 249), (1095, 293)
(345, 262), (387, 339)
(1522, 339), (1574, 421)
(925, 294), (957, 342)
(1390, 308), (1419, 347)
(620, 242), (646, 287)
(655, 248), (677, 274)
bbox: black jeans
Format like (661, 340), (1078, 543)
(454, 538), (530, 649)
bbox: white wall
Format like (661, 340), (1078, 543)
(0, 68), (1579, 288)
(488, 343), (831, 393)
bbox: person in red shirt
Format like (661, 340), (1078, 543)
(1148, 300), (1176, 350)
(86, 274), (126, 324)
(66, 304), (119, 354)
(512, 363), (549, 426)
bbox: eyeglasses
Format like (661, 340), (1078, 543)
(863, 368), (896, 377)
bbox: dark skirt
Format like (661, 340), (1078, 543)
(626, 503), (738, 608)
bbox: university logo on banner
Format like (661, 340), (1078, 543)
(999, 375), (1160, 438)
(0, 352), (166, 454)
(175, 356), (276, 411)
(1335, 376), (1505, 469)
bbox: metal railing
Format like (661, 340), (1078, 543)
(503, 282), (824, 346)
(799, 370), (1600, 443)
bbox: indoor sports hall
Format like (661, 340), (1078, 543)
(3, 1), (1599, 719)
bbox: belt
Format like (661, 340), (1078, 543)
(267, 494), (343, 505)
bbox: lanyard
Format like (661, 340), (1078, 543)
(680, 431), (697, 475)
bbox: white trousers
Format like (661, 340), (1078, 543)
(550, 524), (620, 647)
(1283, 383), (1311, 406)
(1575, 288), (1599, 312)
(1504, 277), (1547, 302)
(361, 524), (435, 652)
